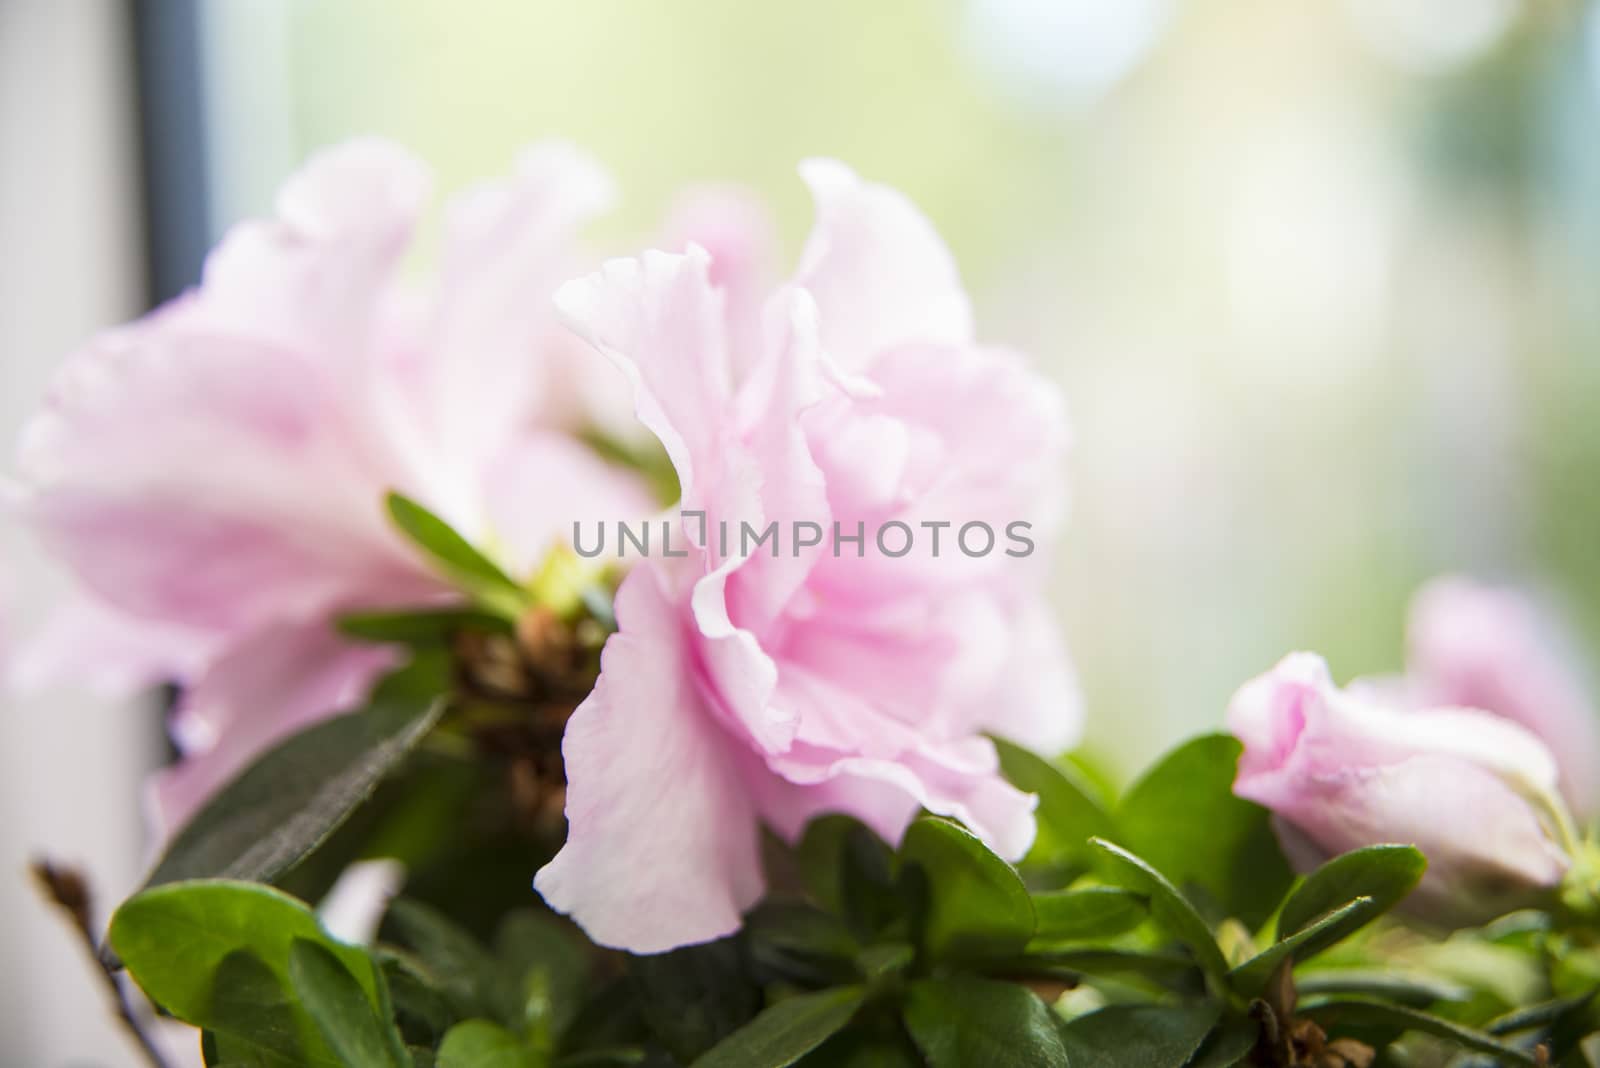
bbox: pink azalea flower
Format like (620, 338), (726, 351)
(1404, 577), (1600, 820)
(11, 139), (655, 835)
(1230, 652), (1572, 927)
(536, 160), (1079, 952)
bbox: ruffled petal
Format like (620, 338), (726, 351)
(662, 184), (780, 380)
(16, 313), (427, 634)
(478, 432), (657, 579)
(555, 248), (733, 512)
(426, 142), (622, 471)
(791, 159), (973, 372)
(535, 565), (764, 952)
(197, 138), (430, 360)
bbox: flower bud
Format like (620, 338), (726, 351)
(1229, 652), (1573, 927)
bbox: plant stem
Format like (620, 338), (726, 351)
(31, 859), (172, 1068)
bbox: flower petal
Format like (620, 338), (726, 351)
(426, 142), (622, 469)
(1408, 577), (1600, 819)
(555, 248), (732, 512)
(16, 315), (429, 634)
(792, 159), (973, 372)
(6, 588), (216, 697)
(478, 432), (657, 579)
(148, 619), (398, 838)
(198, 138), (430, 358)
(535, 565), (764, 953)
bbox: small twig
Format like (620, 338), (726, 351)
(31, 859), (172, 1068)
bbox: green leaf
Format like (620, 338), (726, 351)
(1227, 897), (1373, 996)
(384, 899), (504, 1022)
(110, 880), (379, 1067)
(436, 1020), (544, 1068)
(1277, 844), (1427, 941)
(1114, 734), (1292, 928)
(1186, 1015), (1260, 1068)
(1029, 886), (1145, 944)
(379, 950), (458, 1047)
(899, 816), (1035, 963)
(903, 977), (1068, 1068)
(1055, 1003), (1220, 1068)
(796, 815), (901, 937)
(493, 910), (593, 1040)
(289, 938), (408, 1068)
(691, 987), (867, 1068)
(204, 950), (315, 1067)
(1488, 990), (1597, 1036)
(796, 1028), (922, 1068)
(630, 937), (760, 1063)
(993, 737), (1114, 873)
(386, 492), (523, 603)
(1223, 847), (1427, 999)
(1294, 968), (1471, 1007)
(339, 607), (513, 645)
(1000, 947), (1200, 989)
(745, 903), (859, 963)
(141, 657), (448, 891)
(856, 942), (914, 981)
(1300, 998), (1541, 1065)
(1090, 838), (1229, 980)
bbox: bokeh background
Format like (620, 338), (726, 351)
(4, 0), (1600, 1060)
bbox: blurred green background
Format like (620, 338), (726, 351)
(211, 0), (1600, 777)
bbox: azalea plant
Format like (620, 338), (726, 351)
(14, 141), (1600, 1068)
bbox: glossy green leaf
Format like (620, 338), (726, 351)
(384, 899), (504, 1022)
(1090, 838), (1229, 979)
(1029, 886), (1145, 944)
(1228, 897), (1373, 996)
(903, 977), (1067, 1068)
(1300, 998), (1540, 1065)
(993, 737), (1114, 873)
(1114, 734), (1292, 928)
(379, 950), (458, 1048)
(387, 491), (524, 600)
(1186, 1015), (1260, 1068)
(630, 937), (760, 1063)
(1294, 968), (1471, 1007)
(1055, 1003), (1220, 1068)
(745, 902), (859, 965)
(436, 1020), (543, 1068)
(899, 816), (1035, 962)
(1001, 947), (1200, 988)
(691, 987), (867, 1068)
(110, 881), (378, 1067)
(1487, 990), (1597, 1036)
(796, 1028), (922, 1068)
(796, 815), (900, 937)
(289, 938), (408, 1068)
(1277, 844), (1426, 940)
(203, 950), (314, 1067)
(338, 606), (513, 644)
(141, 657), (447, 891)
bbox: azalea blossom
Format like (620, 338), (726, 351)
(1403, 577), (1600, 820)
(536, 160), (1079, 952)
(10, 139), (654, 833)
(1230, 652), (1572, 927)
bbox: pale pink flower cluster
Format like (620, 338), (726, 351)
(538, 161), (1078, 950)
(9, 142), (1079, 953)
(10, 140), (654, 835)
